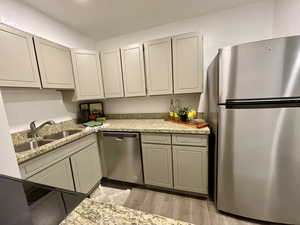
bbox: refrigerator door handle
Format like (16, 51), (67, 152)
(225, 98), (300, 109)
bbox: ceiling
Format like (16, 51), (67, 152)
(17, 0), (257, 41)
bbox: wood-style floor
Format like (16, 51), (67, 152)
(124, 188), (276, 225)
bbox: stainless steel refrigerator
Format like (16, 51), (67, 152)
(208, 36), (300, 224)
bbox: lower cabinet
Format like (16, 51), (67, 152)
(22, 134), (102, 194)
(173, 146), (208, 194)
(142, 144), (173, 188)
(141, 133), (209, 195)
(28, 158), (74, 191)
(70, 143), (102, 194)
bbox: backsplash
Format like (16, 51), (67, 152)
(106, 112), (206, 120)
(106, 113), (169, 119)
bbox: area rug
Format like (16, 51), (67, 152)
(90, 184), (131, 206)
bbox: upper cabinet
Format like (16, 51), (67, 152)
(144, 37), (173, 96)
(34, 37), (75, 89)
(121, 44), (146, 97)
(0, 24), (41, 88)
(99, 49), (124, 98)
(71, 50), (104, 100)
(172, 33), (203, 94)
(0, 24), (203, 99)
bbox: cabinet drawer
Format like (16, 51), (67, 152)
(172, 134), (207, 147)
(20, 134), (97, 178)
(141, 133), (171, 144)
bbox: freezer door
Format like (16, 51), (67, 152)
(219, 36), (300, 103)
(217, 106), (300, 224)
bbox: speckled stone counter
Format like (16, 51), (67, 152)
(15, 119), (210, 164)
(98, 119), (210, 134)
(15, 129), (93, 164)
(60, 198), (192, 225)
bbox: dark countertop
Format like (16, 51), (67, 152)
(0, 174), (86, 225)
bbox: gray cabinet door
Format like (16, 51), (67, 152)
(121, 44), (146, 97)
(172, 33), (203, 94)
(100, 48), (124, 98)
(34, 37), (75, 89)
(70, 143), (102, 194)
(71, 50), (104, 100)
(0, 24), (41, 88)
(28, 158), (74, 191)
(144, 37), (173, 95)
(173, 145), (208, 194)
(142, 144), (173, 188)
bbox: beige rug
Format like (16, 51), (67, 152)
(90, 184), (131, 206)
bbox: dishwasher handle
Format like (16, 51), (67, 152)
(102, 132), (139, 139)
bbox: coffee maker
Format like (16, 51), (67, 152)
(78, 102), (104, 123)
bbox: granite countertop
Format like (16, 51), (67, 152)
(16, 119), (210, 165)
(60, 198), (192, 225)
(16, 128), (94, 164)
(98, 119), (210, 134)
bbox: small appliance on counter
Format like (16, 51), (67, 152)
(79, 101), (105, 123)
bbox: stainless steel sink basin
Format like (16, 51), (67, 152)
(14, 130), (82, 153)
(43, 129), (81, 140)
(14, 140), (53, 153)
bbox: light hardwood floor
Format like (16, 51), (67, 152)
(124, 188), (277, 225)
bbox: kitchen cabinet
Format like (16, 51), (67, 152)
(28, 158), (74, 191)
(0, 24), (41, 88)
(173, 146), (208, 194)
(141, 133), (171, 144)
(21, 134), (102, 194)
(121, 44), (146, 97)
(142, 144), (173, 188)
(172, 134), (208, 146)
(70, 142), (102, 194)
(141, 132), (208, 195)
(144, 37), (173, 95)
(34, 37), (75, 89)
(71, 50), (104, 100)
(172, 33), (203, 94)
(100, 48), (124, 98)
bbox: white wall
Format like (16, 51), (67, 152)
(0, 90), (20, 178)
(273, 0), (300, 38)
(104, 94), (200, 114)
(0, 0), (97, 133)
(0, 0), (95, 49)
(97, 0), (274, 114)
(1, 89), (77, 133)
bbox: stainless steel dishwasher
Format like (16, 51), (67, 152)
(101, 132), (144, 184)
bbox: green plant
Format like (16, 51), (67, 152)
(177, 106), (191, 122)
(177, 107), (190, 116)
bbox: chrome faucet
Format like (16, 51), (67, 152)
(29, 120), (56, 139)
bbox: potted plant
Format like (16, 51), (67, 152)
(177, 107), (190, 122)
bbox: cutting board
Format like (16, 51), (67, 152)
(164, 118), (208, 129)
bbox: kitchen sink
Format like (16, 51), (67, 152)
(14, 140), (53, 153)
(14, 130), (82, 153)
(43, 129), (81, 140)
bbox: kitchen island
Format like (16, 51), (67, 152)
(60, 198), (192, 225)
